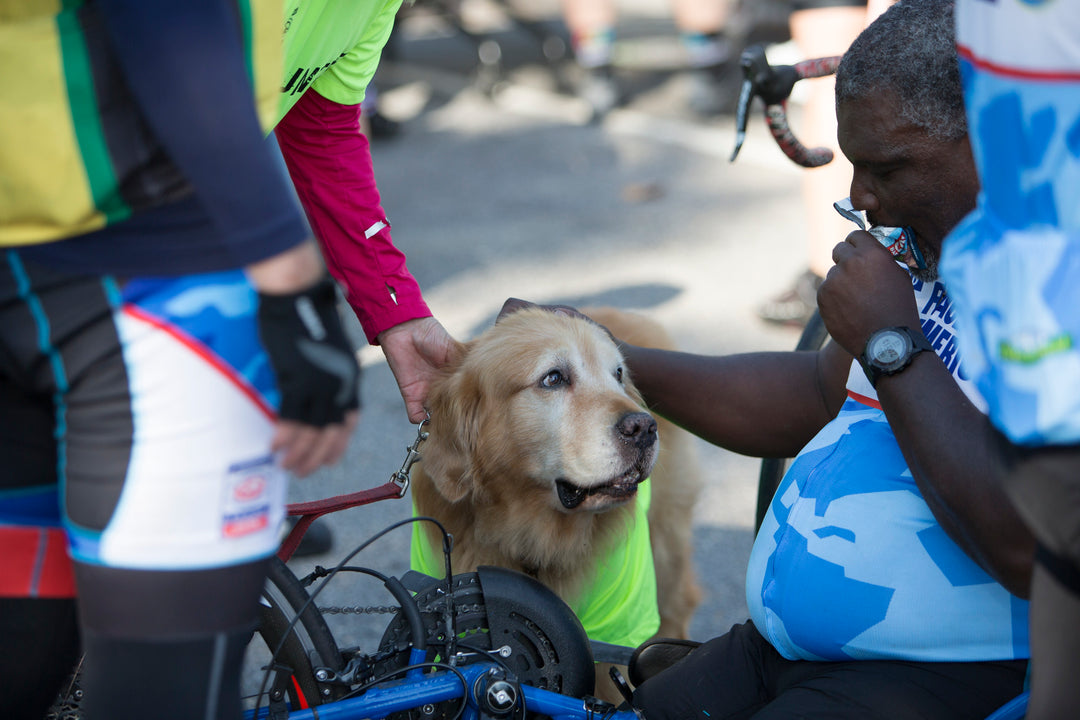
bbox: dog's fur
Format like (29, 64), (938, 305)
(412, 307), (703, 659)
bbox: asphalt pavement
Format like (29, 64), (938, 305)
(286, 0), (822, 656)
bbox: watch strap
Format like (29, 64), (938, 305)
(859, 326), (933, 388)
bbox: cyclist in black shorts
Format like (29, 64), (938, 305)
(0, 3), (366, 719)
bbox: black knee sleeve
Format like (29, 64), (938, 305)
(73, 559), (269, 719)
(80, 626), (253, 720)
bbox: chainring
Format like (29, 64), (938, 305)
(375, 567), (594, 717)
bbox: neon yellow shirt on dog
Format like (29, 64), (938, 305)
(410, 479), (661, 648)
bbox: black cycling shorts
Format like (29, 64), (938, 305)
(633, 621), (1027, 720)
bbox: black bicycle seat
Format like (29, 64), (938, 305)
(627, 637), (702, 687)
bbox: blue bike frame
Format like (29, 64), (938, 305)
(245, 653), (641, 720)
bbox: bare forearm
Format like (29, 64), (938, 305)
(245, 239), (325, 294)
(621, 345), (837, 458)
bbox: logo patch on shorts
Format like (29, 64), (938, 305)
(222, 456), (276, 538)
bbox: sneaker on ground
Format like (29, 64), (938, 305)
(757, 269), (823, 327)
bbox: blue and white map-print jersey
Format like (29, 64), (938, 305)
(746, 274), (1030, 662)
(940, 0), (1080, 446)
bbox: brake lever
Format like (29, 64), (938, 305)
(731, 45), (841, 168)
(731, 76), (754, 162)
(731, 44), (799, 162)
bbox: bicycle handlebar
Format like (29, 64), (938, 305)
(730, 45), (841, 168)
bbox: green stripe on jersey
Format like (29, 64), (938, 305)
(235, 0), (256, 89)
(56, 9), (130, 224)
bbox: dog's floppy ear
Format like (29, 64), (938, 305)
(421, 343), (483, 503)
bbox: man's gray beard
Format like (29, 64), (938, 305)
(912, 243), (939, 283)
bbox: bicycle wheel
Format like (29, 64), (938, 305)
(376, 567), (595, 702)
(242, 556), (346, 712)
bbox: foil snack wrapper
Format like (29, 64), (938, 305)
(833, 197), (908, 256)
(833, 197), (926, 269)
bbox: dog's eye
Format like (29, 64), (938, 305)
(615, 367), (624, 383)
(540, 369), (567, 388)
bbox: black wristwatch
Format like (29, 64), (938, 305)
(858, 326), (933, 388)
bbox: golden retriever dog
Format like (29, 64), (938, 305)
(410, 305), (702, 698)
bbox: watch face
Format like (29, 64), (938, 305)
(867, 330), (912, 371)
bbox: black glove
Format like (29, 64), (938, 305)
(257, 277), (360, 425)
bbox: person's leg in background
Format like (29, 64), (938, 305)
(560, 0), (734, 119)
(560, 0), (621, 118)
(758, 1), (893, 327)
(670, 0), (737, 116)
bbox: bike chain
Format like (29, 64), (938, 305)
(318, 604), (400, 615)
(318, 601), (483, 616)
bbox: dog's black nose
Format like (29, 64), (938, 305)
(617, 411), (658, 448)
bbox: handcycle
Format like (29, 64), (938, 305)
(249, 47), (1032, 720)
(241, 418), (644, 720)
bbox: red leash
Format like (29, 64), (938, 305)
(278, 482), (406, 562)
(276, 418), (428, 562)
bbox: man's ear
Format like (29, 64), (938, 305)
(420, 346), (481, 503)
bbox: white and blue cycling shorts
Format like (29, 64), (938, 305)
(0, 255), (286, 598)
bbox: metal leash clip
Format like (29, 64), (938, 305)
(390, 414), (429, 497)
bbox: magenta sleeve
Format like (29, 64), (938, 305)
(274, 89), (432, 345)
